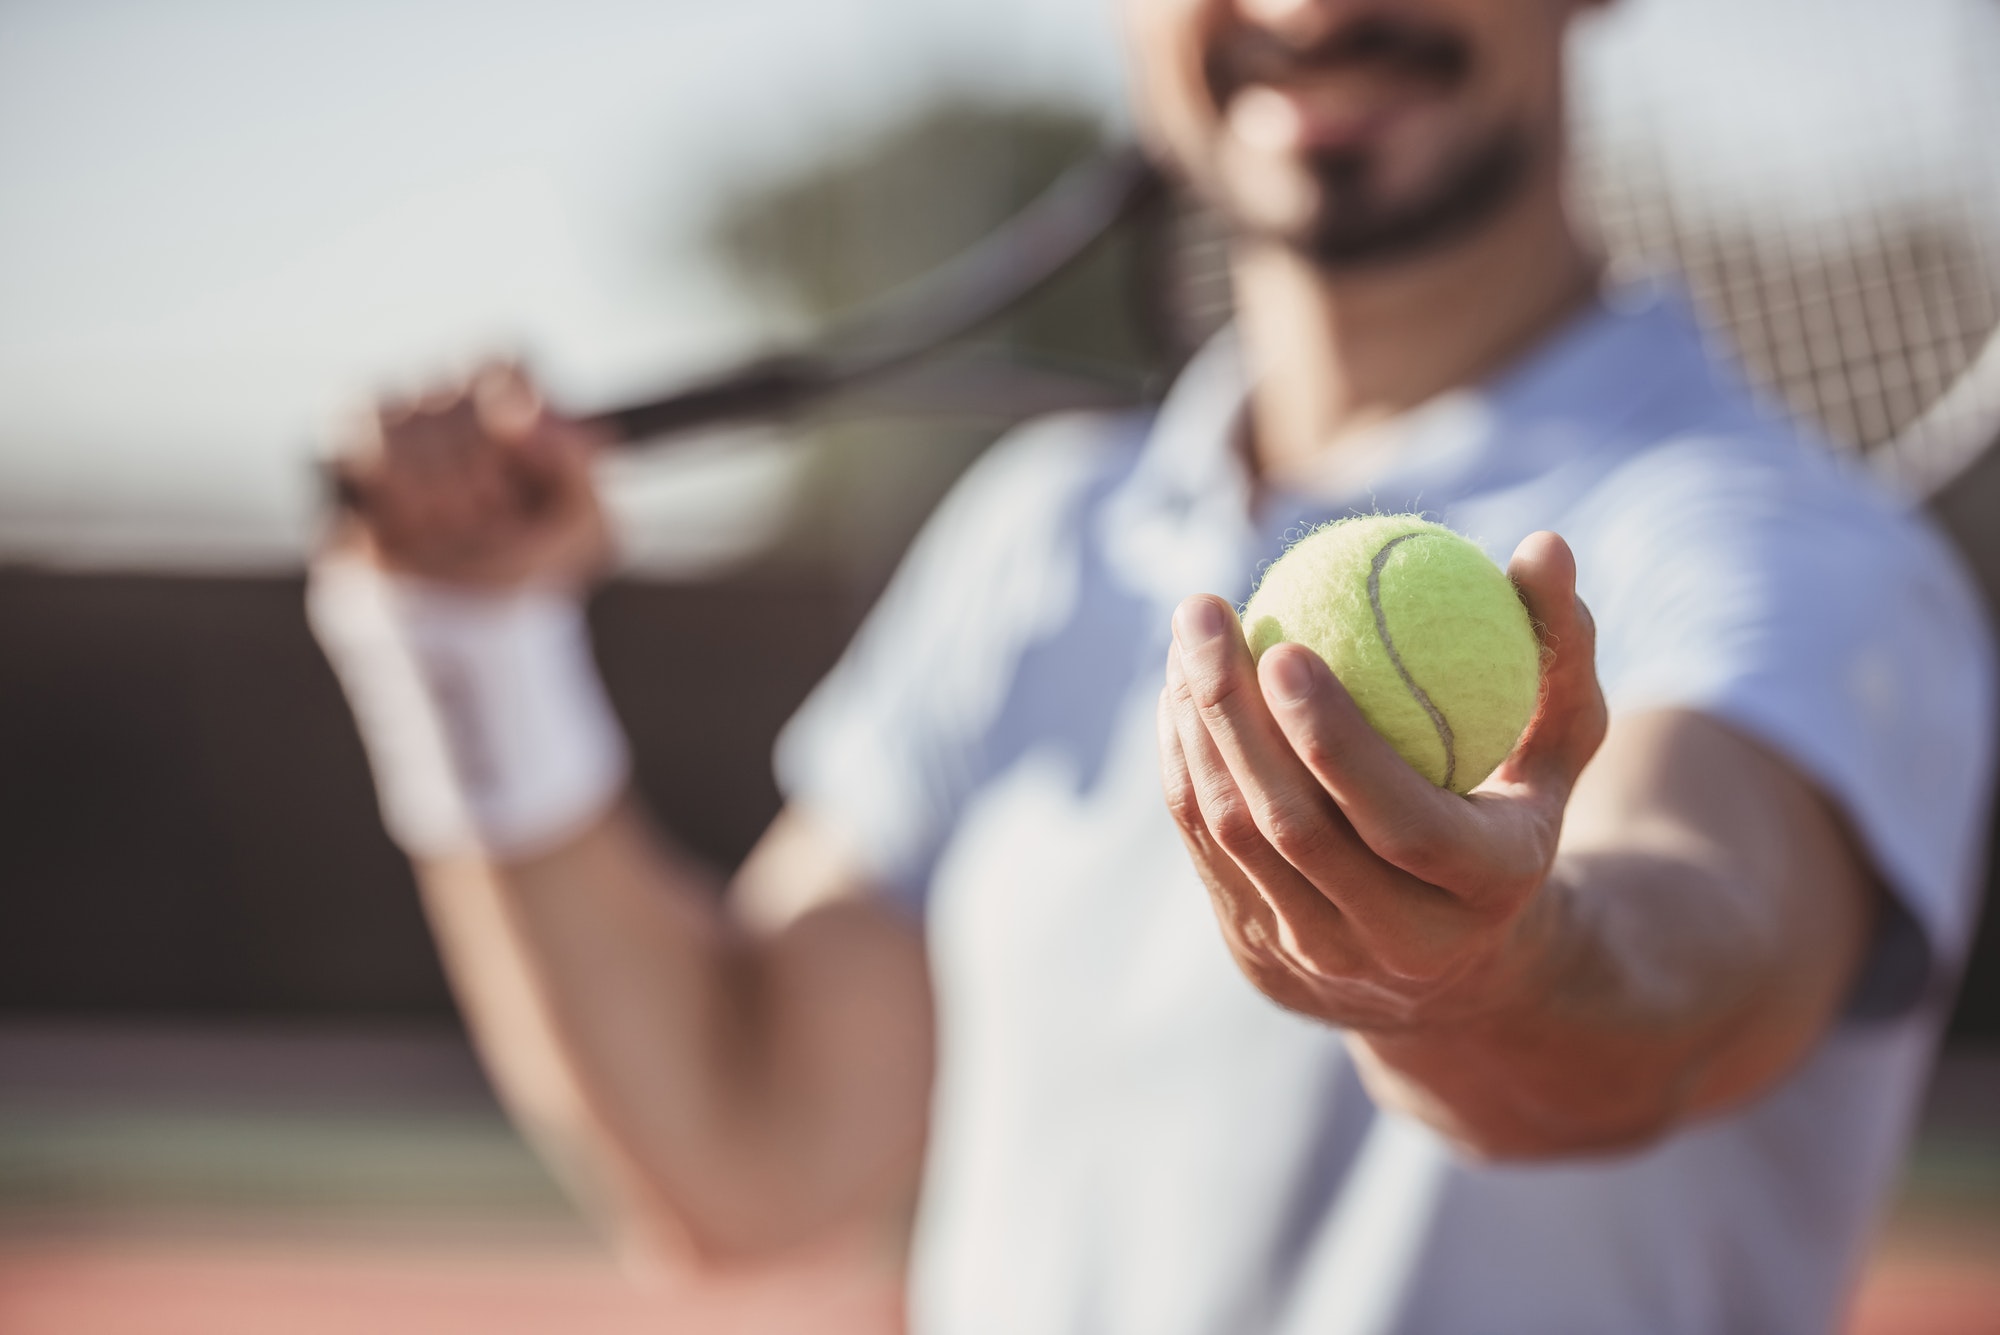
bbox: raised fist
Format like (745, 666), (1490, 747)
(327, 362), (613, 590)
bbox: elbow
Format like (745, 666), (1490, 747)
(677, 1202), (833, 1271)
(1356, 1058), (1682, 1164)
(669, 1224), (792, 1276)
(611, 1189), (824, 1278)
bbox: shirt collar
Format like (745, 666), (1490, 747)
(1102, 281), (1728, 604)
(1156, 281), (1722, 504)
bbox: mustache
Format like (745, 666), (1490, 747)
(1206, 14), (1474, 99)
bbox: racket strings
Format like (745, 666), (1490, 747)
(1579, 103), (1996, 466)
(1146, 129), (2000, 499)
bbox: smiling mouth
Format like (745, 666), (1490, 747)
(1208, 13), (1474, 105)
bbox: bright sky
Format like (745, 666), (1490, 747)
(0, 0), (1130, 570)
(0, 0), (1992, 571)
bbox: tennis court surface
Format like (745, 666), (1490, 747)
(0, 1023), (1993, 1334)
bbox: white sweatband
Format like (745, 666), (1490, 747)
(306, 556), (631, 861)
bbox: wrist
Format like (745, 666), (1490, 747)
(1341, 874), (1668, 1158)
(1342, 873), (1573, 1041)
(307, 554), (631, 861)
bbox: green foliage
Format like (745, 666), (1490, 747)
(707, 98), (1165, 389)
(699, 99), (1174, 586)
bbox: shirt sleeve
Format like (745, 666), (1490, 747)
(1570, 435), (1997, 1018)
(772, 414), (1133, 915)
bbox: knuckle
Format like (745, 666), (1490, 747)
(1262, 801), (1334, 865)
(331, 410), (384, 457)
(418, 379), (473, 415)
(1163, 779), (1205, 835)
(1206, 794), (1263, 855)
(1234, 951), (1307, 1008)
(1367, 818), (1431, 871)
(1185, 661), (1246, 717)
(1290, 728), (1339, 777)
(1274, 914), (1356, 980)
(1375, 936), (1461, 988)
(1574, 598), (1598, 643)
(1400, 845), (1459, 888)
(1168, 639), (1248, 715)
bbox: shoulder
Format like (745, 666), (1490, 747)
(821, 408), (1150, 698)
(1563, 424), (1997, 959)
(921, 410), (1150, 554)
(871, 409), (1150, 646)
(1568, 427), (1988, 656)
(771, 411), (1147, 904)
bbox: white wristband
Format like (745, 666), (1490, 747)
(306, 555), (632, 861)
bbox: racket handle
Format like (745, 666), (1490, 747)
(585, 354), (831, 444)
(322, 145), (1165, 511)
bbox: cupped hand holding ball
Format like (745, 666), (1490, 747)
(1158, 518), (1608, 1033)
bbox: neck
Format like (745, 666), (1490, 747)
(1231, 166), (1599, 489)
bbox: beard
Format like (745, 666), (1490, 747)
(1275, 127), (1534, 269)
(1200, 14), (1536, 270)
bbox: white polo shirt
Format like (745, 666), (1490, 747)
(776, 286), (1996, 1335)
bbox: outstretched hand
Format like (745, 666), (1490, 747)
(1158, 531), (1608, 1032)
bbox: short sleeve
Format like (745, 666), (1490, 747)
(773, 414), (1136, 915)
(1569, 435), (1997, 1014)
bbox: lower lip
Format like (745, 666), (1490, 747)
(1227, 83), (1424, 154)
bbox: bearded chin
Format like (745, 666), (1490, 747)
(1265, 128), (1535, 270)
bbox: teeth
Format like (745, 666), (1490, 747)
(1230, 87), (1307, 152)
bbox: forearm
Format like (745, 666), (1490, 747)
(1350, 858), (1767, 1156)
(305, 386), (931, 1261)
(412, 805), (752, 1257)
(418, 802), (919, 1261)
(421, 799), (936, 1264)
(1162, 560), (1880, 1163)
(1350, 734), (1876, 1159)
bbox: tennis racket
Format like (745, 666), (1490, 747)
(1569, 0), (2000, 502)
(575, 0), (2000, 509)
(586, 145), (1167, 443)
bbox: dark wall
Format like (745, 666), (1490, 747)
(2, 561), (1998, 1039)
(1930, 448), (2000, 1040)
(0, 570), (861, 1018)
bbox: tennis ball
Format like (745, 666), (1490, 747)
(1242, 515), (1541, 794)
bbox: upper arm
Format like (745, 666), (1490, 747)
(726, 804), (936, 1231)
(1560, 708), (1879, 1114)
(772, 415), (1135, 912)
(1571, 440), (1994, 1006)
(725, 420), (1130, 1233)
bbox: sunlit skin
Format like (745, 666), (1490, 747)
(324, 0), (1879, 1263)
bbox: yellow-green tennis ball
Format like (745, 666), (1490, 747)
(1243, 515), (1541, 794)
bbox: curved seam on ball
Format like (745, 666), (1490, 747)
(1367, 533), (1457, 790)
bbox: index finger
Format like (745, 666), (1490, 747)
(1257, 531), (1601, 901)
(1168, 595), (1441, 900)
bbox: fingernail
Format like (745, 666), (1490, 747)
(1266, 649), (1315, 705)
(1174, 598), (1228, 647)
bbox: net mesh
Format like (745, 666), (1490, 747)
(1578, 136), (2000, 489)
(1151, 3), (2000, 497)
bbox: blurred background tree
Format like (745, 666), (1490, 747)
(701, 98), (1176, 587)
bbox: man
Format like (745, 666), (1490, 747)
(308, 1), (1994, 1330)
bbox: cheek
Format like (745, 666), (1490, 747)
(1463, 4), (1573, 123)
(1122, 0), (1233, 148)
(1373, 42), (1563, 199)
(1358, 103), (1483, 203)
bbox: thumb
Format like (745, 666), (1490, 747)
(473, 359), (547, 444)
(1501, 530), (1607, 790)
